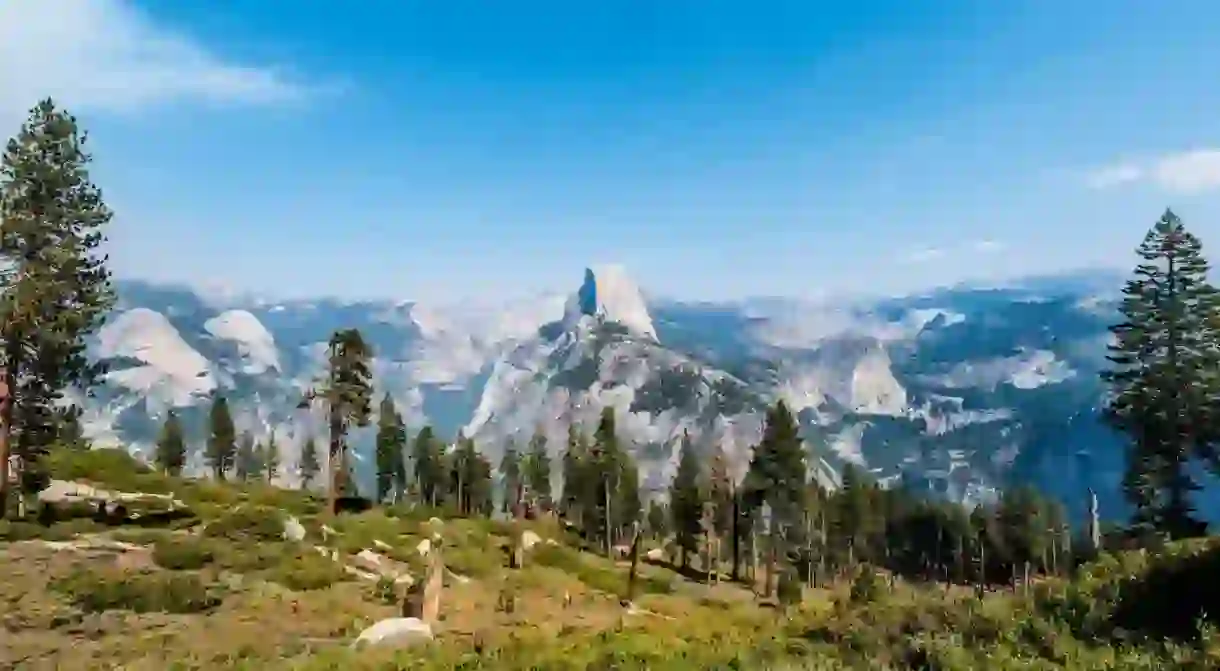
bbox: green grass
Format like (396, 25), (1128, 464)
(15, 445), (1220, 670)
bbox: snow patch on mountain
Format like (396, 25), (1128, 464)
(563, 265), (657, 340)
(204, 310), (280, 374)
(96, 308), (216, 405)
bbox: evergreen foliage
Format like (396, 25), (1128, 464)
(205, 395), (236, 481)
(0, 99), (116, 510)
(155, 411), (186, 476)
(299, 434), (320, 491)
(300, 328), (374, 515)
(523, 428), (552, 509)
(670, 430), (703, 567)
(1102, 209), (1220, 539)
(374, 392), (406, 502)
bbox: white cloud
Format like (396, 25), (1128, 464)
(1085, 149), (1220, 193)
(1084, 162), (1143, 189)
(0, 0), (312, 127)
(900, 247), (945, 264)
(972, 239), (1005, 254)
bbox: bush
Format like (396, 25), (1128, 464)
(43, 447), (169, 494)
(204, 506), (284, 543)
(850, 565), (887, 604)
(51, 568), (222, 614)
(370, 576), (399, 605)
(152, 536), (215, 570)
(777, 568), (803, 608)
(0, 518), (102, 542)
(270, 550), (350, 591)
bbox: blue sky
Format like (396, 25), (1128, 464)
(4, 1), (1220, 303)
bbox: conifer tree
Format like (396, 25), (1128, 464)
(375, 392), (406, 503)
(647, 499), (669, 540)
(670, 430), (703, 568)
(299, 328), (375, 515)
(263, 430), (279, 483)
(300, 434), (320, 491)
(561, 423), (586, 521)
(449, 434), (493, 516)
(500, 439), (522, 513)
(0, 99), (117, 511)
(616, 445), (641, 539)
(235, 431), (258, 481)
(155, 410), (186, 476)
(1102, 209), (1220, 539)
(524, 428), (552, 509)
(206, 394), (236, 481)
(55, 406), (88, 451)
(590, 407), (622, 552)
(413, 426), (443, 507)
(707, 443), (734, 556)
(743, 401), (808, 554)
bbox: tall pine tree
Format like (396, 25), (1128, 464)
(263, 430), (280, 484)
(155, 410), (186, 476)
(413, 426), (443, 507)
(300, 434), (320, 491)
(206, 394), (237, 481)
(300, 328), (375, 514)
(1102, 209), (1220, 539)
(235, 431), (258, 481)
(744, 400), (808, 558)
(670, 430), (703, 568)
(500, 439), (522, 513)
(0, 99), (116, 511)
(374, 392), (406, 503)
(524, 428), (552, 510)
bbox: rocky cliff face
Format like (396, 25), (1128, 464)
(76, 269), (1145, 520)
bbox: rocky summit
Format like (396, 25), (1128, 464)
(78, 267), (1138, 520)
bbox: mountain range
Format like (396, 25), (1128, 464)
(76, 265), (1150, 521)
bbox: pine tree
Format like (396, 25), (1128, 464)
(55, 405), (88, 451)
(500, 439), (522, 513)
(299, 328), (375, 515)
(590, 407), (622, 553)
(616, 446), (641, 540)
(707, 442), (734, 558)
(413, 426), (443, 507)
(155, 410), (186, 476)
(743, 401), (808, 554)
(300, 434), (320, 491)
(647, 499), (669, 540)
(375, 392), (406, 503)
(0, 99), (117, 512)
(206, 394), (237, 481)
(263, 430), (280, 484)
(1102, 209), (1220, 539)
(670, 430), (703, 568)
(235, 431), (258, 481)
(524, 428), (552, 510)
(561, 423), (587, 521)
(449, 434), (493, 516)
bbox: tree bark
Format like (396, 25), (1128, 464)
(0, 367), (12, 519)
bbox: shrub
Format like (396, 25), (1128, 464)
(213, 540), (285, 573)
(850, 565), (887, 604)
(370, 576), (399, 605)
(0, 518), (102, 542)
(777, 568), (803, 608)
(152, 536), (215, 570)
(51, 568), (222, 614)
(270, 550), (350, 591)
(204, 506), (285, 543)
(43, 447), (170, 494)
